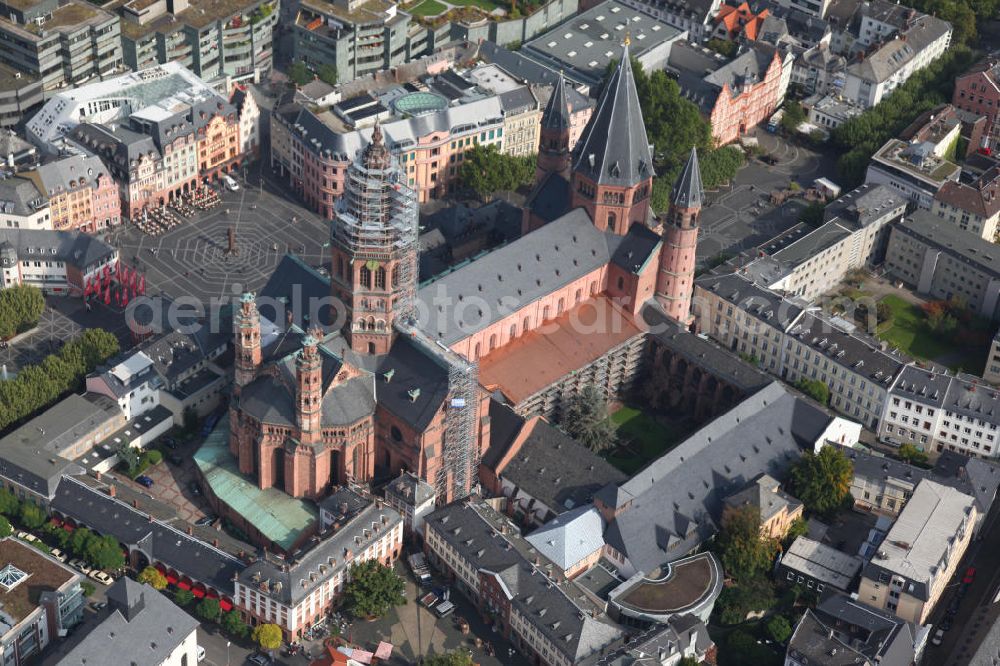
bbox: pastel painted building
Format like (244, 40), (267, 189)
(26, 155), (121, 233)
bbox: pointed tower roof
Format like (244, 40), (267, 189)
(541, 71), (572, 132)
(672, 147), (703, 209)
(572, 43), (654, 188)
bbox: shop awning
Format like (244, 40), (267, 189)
(166, 574), (179, 585)
(192, 587), (205, 598)
(177, 581), (191, 590)
(219, 599), (233, 612)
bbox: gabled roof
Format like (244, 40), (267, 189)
(525, 505), (605, 571)
(571, 43), (654, 188)
(541, 72), (572, 132)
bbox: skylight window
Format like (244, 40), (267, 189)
(0, 564), (28, 593)
(584, 41), (593, 47)
(567, 51), (577, 57)
(610, 5), (621, 11)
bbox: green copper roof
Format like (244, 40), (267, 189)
(194, 420), (317, 551)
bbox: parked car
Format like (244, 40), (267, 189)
(197, 645), (206, 663)
(90, 601), (107, 611)
(247, 654), (270, 665)
(71, 560), (93, 575)
(89, 571), (114, 585)
(223, 175), (240, 191)
(932, 628), (945, 646)
(136, 475), (154, 488)
(21, 533), (38, 544)
(195, 515), (215, 527)
(964, 567), (977, 584)
(50, 548), (67, 562)
(941, 616), (953, 631)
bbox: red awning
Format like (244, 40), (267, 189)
(192, 588), (205, 598)
(219, 599), (233, 612)
(177, 581), (191, 590)
(166, 574), (178, 585)
(207, 591), (219, 599)
(63, 524), (75, 532)
(154, 564), (167, 573)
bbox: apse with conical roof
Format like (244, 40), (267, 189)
(330, 121), (419, 355)
(656, 147), (704, 325)
(570, 41), (655, 235)
(536, 71), (573, 181)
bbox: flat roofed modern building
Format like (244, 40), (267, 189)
(865, 138), (961, 209)
(859, 479), (976, 624)
(0, 64), (42, 130)
(0, 538), (84, 665)
(885, 210), (1000, 321)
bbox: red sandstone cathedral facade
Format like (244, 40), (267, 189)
(226, 43), (703, 505)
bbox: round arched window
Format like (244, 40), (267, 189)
(391, 426), (403, 442)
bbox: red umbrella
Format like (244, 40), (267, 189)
(139, 274), (146, 295)
(103, 285), (111, 305)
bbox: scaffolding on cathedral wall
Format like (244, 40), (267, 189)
(398, 323), (481, 502)
(333, 140), (420, 318)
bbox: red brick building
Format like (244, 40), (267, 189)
(953, 58), (1000, 154)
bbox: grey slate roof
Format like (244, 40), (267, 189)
(498, 86), (539, 116)
(385, 471), (436, 507)
(587, 615), (714, 666)
(643, 303), (773, 392)
(0, 228), (115, 271)
(610, 223), (661, 274)
(416, 208), (623, 345)
(240, 492), (403, 605)
(498, 419), (627, 517)
(51, 476), (245, 591)
(60, 578), (200, 666)
(32, 154), (110, 196)
(847, 15), (951, 84)
(787, 312), (907, 385)
(695, 272), (805, 330)
(823, 183), (907, 227)
(0, 177), (45, 216)
(723, 473), (801, 523)
(892, 209), (1000, 281)
(375, 333), (451, 432)
(787, 609), (875, 666)
(0, 393), (119, 499)
(807, 591), (918, 666)
(426, 499), (624, 662)
(571, 44), (654, 188)
(672, 147), (703, 209)
(541, 72), (571, 132)
(604, 382), (832, 571)
(525, 172), (571, 224)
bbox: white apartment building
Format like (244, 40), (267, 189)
(235, 491), (402, 641)
(86, 351), (162, 421)
(858, 480), (976, 624)
(866, 139), (961, 210)
(881, 365), (1000, 459)
(383, 472), (436, 536)
(931, 166), (1000, 242)
(0, 177), (49, 230)
(0, 228), (118, 295)
(842, 15), (951, 109)
(693, 273), (907, 429)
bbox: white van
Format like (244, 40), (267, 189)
(223, 175), (239, 191)
(197, 645), (206, 662)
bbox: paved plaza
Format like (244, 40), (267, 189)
(112, 176), (331, 304)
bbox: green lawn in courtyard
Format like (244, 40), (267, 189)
(408, 0), (448, 15)
(876, 295), (984, 372)
(604, 405), (686, 475)
(448, 0), (502, 11)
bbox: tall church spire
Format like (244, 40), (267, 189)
(570, 42), (655, 235)
(536, 72), (573, 181)
(655, 147), (704, 325)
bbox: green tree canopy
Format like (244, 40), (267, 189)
(765, 615), (793, 644)
(288, 62), (313, 86)
(0, 490), (19, 517)
(898, 443), (929, 466)
(196, 598), (221, 622)
(422, 650), (475, 666)
(781, 101), (806, 134)
(69, 528), (94, 557)
(561, 385), (617, 453)
(84, 534), (125, 570)
(344, 560), (406, 619)
(0, 285), (44, 339)
(789, 446), (853, 517)
(18, 502), (46, 530)
(252, 623), (283, 650)
(717, 506), (779, 582)
(317, 64), (338, 86)
(221, 609), (249, 638)
(174, 588), (195, 606)
(0, 517), (11, 539)
(138, 566), (168, 590)
(795, 378), (831, 405)
(457, 144), (536, 200)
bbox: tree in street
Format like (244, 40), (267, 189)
(174, 588), (195, 606)
(252, 623), (283, 651)
(789, 446), (853, 517)
(18, 502), (46, 530)
(221, 609), (249, 638)
(560, 385), (617, 454)
(85, 534), (125, 570)
(0, 285), (44, 340)
(196, 598), (221, 622)
(343, 560), (406, 619)
(117, 443), (141, 477)
(717, 506), (778, 583)
(69, 528), (94, 557)
(138, 566), (168, 590)
(781, 101), (806, 134)
(422, 650), (475, 666)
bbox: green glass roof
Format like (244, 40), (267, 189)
(195, 420), (317, 551)
(394, 91), (449, 115)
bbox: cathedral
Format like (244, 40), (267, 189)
(224, 42), (704, 518)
